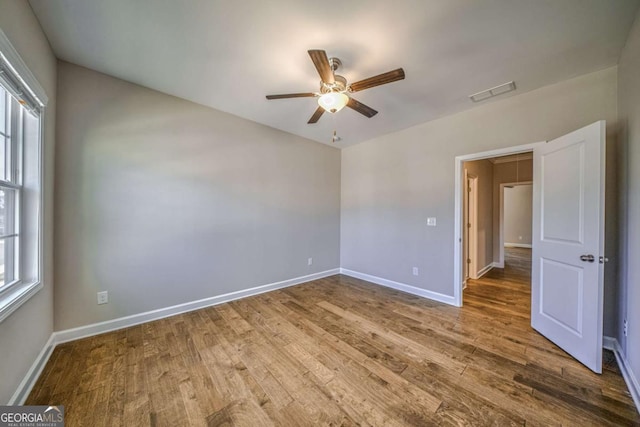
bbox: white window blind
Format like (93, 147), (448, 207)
(0, 27), (48, 113)
(0, 54), (42, 115)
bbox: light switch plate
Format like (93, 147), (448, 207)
(427, 217), (437, 226)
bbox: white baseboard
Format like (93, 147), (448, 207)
(603, 336), (640, 412)
(603, 336), (617, 350)
(10, 268), (339, 403)
(8, 333), (56, 405)
(17, 271), (634, 415)
(476, 263), (494, 278)
(504, 243), (532, 248)
(54, 268), (340, 345)
(340, 268), (456, 306)
(493, 261), (505, 269)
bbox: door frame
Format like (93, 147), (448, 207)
(498, 181), (533, 268)
(463, 170), (469, 283)
(466, 174), (479, 280)
(453, 141), (544, 307)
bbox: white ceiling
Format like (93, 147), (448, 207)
(29, 0), (640, 147)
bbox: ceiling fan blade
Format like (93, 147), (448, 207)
(308, 106), (325, 124)
(349, 68), (405, 92)
(347, 98), (378, 118)
(266, 93), (316, 100)
(308, 50), (335, 84)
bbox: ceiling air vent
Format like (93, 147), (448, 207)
(469, 81), (516, 103)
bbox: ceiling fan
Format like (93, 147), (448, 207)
(266, 50), (405, 124)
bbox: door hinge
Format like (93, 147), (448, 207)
(467, 258), (471, 264)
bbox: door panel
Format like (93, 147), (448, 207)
(531, 121), (605, 373)
(540, 258), (583, 334)
(541, 143), (584, 244)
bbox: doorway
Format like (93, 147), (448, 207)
(461, 152), (533, 287)
(499, 181), (533, 268)
(462, 154), (534, 320)
(454, 143), (540, 306)
(453, 121), (607, 373)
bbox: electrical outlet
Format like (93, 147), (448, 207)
(623, 319), (628, 337)
(97, 291), (108, 305)
(308, 257), (313, 266)
(518, 236), (523, 240)
(412, 267), (419, 276)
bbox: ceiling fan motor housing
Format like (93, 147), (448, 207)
(320, 74), (347, 94)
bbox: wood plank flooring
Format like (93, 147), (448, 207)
(27, 249), (639, 425)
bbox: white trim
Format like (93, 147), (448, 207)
(454, 141), (544, 307)
(504, 243), (532, 249)
(467, 175), (478, 280)
(8, 332), (56, 405)
(13, 272), (635, 413)
(475, 263), (494, 278)
(54, 268), (339, 344)
(463, 169), (469, 281)
(602, 336), (617, 350)
(603, 336), (640, 412)
(340, 268), (457, 306)
(492, 261), (503, 269)
(0, 28), (48, 106)
(454, 158), (464, 306)
(489, 153), (533, 164)
(0, 281), (42, 323)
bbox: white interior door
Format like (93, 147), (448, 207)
(531, 121), (605, 373)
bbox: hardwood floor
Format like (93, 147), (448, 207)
(28, 254), (638, 425)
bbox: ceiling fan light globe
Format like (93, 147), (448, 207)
(318, 92), (348, 113)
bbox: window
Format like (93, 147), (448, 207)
(0, 29), (47, 322)
(0, 87), (21, 291)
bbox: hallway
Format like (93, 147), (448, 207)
(465, 247), (532, 320)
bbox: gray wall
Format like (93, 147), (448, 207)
(341, 67), (618, 332)
(504, 185), (532, 245)
(0, 1), (56, 403)
(54, 62), (341, 330)
(618, 9), (640, 388)
(463, 160), (494, 274)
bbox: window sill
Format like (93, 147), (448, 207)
(0, 280), (43, 323)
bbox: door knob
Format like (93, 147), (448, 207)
(580, 254), (595, 262)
